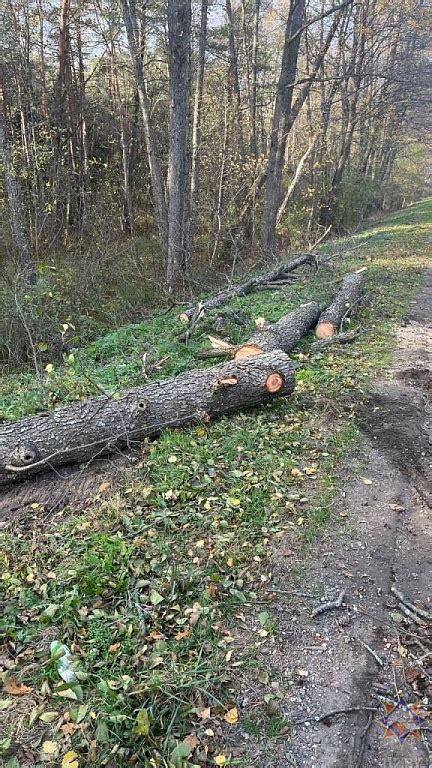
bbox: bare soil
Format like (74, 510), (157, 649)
(229, 270), (431, 767)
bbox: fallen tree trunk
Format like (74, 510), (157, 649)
(0, 351), (295, 487)
(196, 302), (320, 361)
(180, 253), (316, 325)
(315, 272), (363, 339)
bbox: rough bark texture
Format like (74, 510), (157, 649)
(166, 0), (192, 293)
(259, 0), (305, 254)
(196, 302), (320, 360)
(0, 351), (295, 487)
(236, 302), (320, 358)
(180, 253), (316, 325)
(190, 0), (208, 227)
(315, 272), (363, 338)
(122, 0), (168, 256)
(0, 86), (36, 282)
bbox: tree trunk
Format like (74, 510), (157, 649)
(236, 302), (319, 358)
(0, 83), (36, 283)
(189, 0), (208, 237)
(225, 0), (244, 151)
(315, 272), (363, 338)
(259, 0), (306, 255)
(122, 0), (168, 256)
(260, 1), (348, 252)
(0, 351), (295, 486)
(166, 0), (192, 294)
(250, 0), (260, 157)
(194, 302), (319, 361)
(276, 134), (318, 225)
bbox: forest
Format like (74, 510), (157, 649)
(1, 0), (430, 370)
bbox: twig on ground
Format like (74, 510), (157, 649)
(421, 730), (432, 768)
(312, 589), (346, 618)
(396, 601), (428, 627)
(294, 705), (378, 726)
(417, 651), (432, 664)
(318, 240), (365, 267)
(310, 329), (359, 353)
(339, 296), (363, 332)
(142, 353), (171, 379)
(391, 586), (432, 621)
(268, 589), (317, 599)
(355, 711), (374, 768)
(358, 639), (384, 667)
(356, 606), (429, 640)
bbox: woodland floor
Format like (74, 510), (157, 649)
(0, 200), (431, 768)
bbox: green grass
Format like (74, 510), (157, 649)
(0, 199), (431, 767)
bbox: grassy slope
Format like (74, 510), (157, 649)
(0, 200), (431, 768)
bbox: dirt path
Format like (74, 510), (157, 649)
(230, 270), (431, 766)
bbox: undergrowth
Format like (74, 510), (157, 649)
(0, 199), (431, 767)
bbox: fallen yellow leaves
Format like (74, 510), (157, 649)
(41, 740), (59, 758)
(197, 707), (211, 720)
(62, 751), (79, 768)
(224, 707), (238, 725)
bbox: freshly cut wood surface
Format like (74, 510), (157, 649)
(315, 272), (363, 338)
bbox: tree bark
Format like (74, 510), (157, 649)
(250, 0), (260, 156)
(225, 0), (244, 150)
(235, 301), (319, 358)
(0, 351), (295, 486)
(189, 0), (208, 233)
(260, 1), (349, 252)
(122, 0), (168, 256)
(315, 272), (363, 338)
(259, 0), (306, 254)
(180, 252), (316, 324)
(0, 82), (36, 283)
(276, 134), (318, 225)
(166, 0), (192, 294)
(197, 302), (320, 360)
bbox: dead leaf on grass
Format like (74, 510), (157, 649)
(224, 707), (238, 725)
(62, 751), (79, 768)
(183, 734), (199, 750)
(4, 678), (33, 696)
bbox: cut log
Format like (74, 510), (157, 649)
(195, 302), (320, 361)
(315, 273), (363, 339)
(179, 253), (317, 325)
(236, 302), (320, 359)
(0, 351), (295, 487)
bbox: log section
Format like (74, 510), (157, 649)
(315, 272), (363, 339)
(0, 351), (295, 486)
